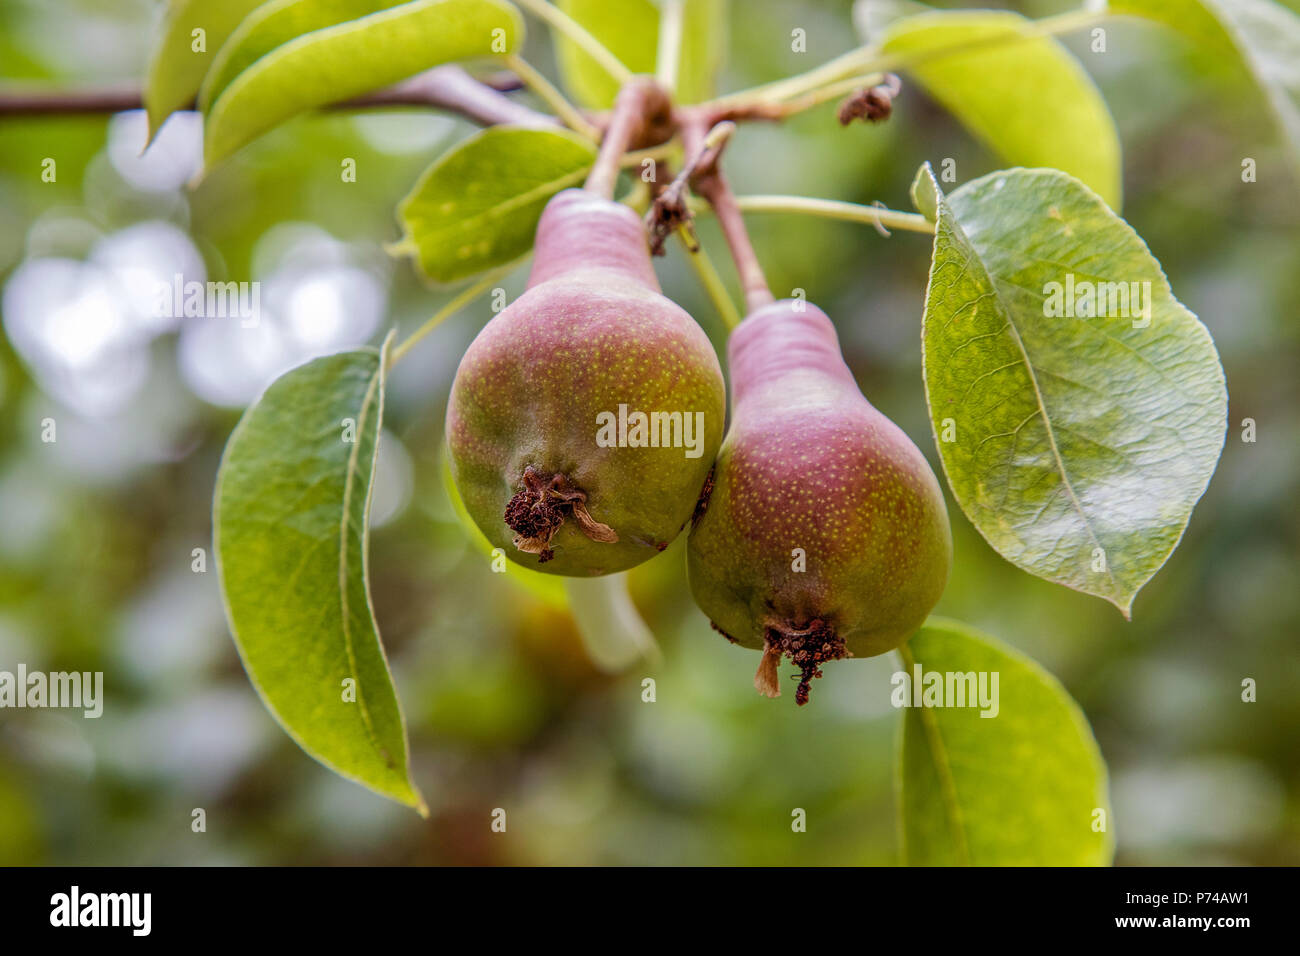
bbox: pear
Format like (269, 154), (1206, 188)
(687, 299), (952, 704)
(447, 188), (726, 576)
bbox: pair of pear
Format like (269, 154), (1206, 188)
(446, 188), (951, 702)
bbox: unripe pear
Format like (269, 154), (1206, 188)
(687, 299), (952, 704)
(447, 189), (726, 576)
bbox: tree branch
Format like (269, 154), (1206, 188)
(0, 84), (144, 115)
(0, 66), (556, 129)
(349, 66), (557, 127)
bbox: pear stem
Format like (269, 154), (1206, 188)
(700, 173), (775, 314)
(683, 120), (774, 314)
(585, 78), (671, 200)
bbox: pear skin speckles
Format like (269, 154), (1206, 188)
(447, 268), (724, 577)
(687, 299), (952, 694)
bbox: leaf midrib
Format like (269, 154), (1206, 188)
(408, 163), (592, 246)
(338, 363), (387, 765)
(939, 194), (1122, 604)
(899, 642), (972, 865)
(206, 0), (519, 165)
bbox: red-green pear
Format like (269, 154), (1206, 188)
(688, 299), (952, 703)
(447, 189), (725, 576)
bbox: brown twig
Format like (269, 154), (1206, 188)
(354, 66), (557, 127)
(0, 66), (553, 128)
(678, 72), (902, 130)
(0, 84), (146, 115)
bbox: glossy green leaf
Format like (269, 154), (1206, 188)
(143, 0), (268, 140)
(200, 0), (406, 114)
(214, 337), (425, 811)
(553, 0), (728, 108)
(913, 163), (1227, 617)
(1107, 0), (1300, 179)
(203, 0), (524, 167)
(393, 125), (597, 283)
(898, 618), (1114, 866)
(876, 10), (1122, 209)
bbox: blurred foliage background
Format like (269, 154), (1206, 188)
(0, 0), (1296, 865)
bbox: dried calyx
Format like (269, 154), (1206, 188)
(505, 466), (617, 563)
(755, 619), (849, 706)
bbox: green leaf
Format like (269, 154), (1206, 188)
(203, 0), (524, 167)
(1107, 0), (1300, 180)
(876, 10), (1122, 209)
(214, 336), (425, 811)
(393, 125), (597, 283)
(913, 163), (1227, 617)
(899, 618), (1113, 866)
(143, 0), (269, 141)
(200, 0), (407, 114)
(553, 0), (728, 108)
